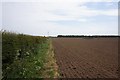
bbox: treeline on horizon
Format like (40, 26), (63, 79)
(57, 35), (119, 38)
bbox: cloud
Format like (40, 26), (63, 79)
(2, 1), (118, 36)
(2, 0), (119, 2)
(42, 2), (118, 22)
(0, 2), (2, 29)
(2, 0), (118, 22)
(13, 1), (117, 22)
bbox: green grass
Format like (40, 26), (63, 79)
(2, 31), (59, 79)
(41, 39), (60, 78)
(2, 31), (50, 78)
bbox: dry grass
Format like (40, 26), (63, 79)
(41, 39), (59, 78)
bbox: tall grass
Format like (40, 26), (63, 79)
(2, 31), (48, 78)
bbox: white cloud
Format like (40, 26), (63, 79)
(2, 0), (118, 22)
(2, 0), (119, 2)
(2, 1), (118, 36)
(0, 2), (2, 30)
(77, 19), (87, 22)
(10, 1), (117, 22)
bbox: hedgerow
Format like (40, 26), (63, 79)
(2, 30), (48, 78)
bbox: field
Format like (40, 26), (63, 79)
(2, 31), (119, 79)
(52, 38), (118, 78)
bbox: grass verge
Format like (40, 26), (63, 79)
(41, 39), (59, 78)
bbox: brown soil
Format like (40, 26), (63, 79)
(52, 38), (118, 78)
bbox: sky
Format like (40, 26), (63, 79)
(1, 0), (119, 36)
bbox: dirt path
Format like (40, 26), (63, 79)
(52, 38), (118, 78)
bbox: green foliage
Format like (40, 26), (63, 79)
(2, 31), (48, 78)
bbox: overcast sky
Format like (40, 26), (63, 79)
(1, 0), (119, 36)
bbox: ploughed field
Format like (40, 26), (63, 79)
(52, 38), (118, 78)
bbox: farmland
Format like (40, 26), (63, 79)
(2, 31), (119, 79)
(52, 37), (118, 78)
